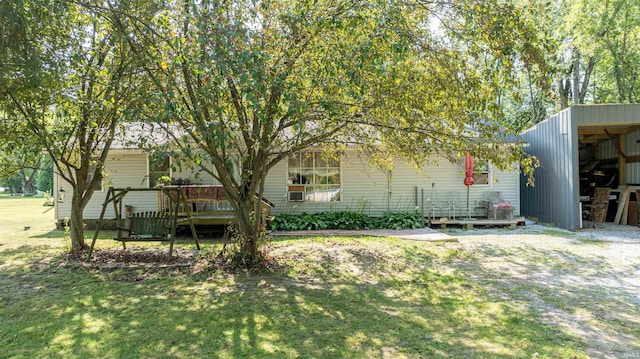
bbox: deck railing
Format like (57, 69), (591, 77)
(157, 185), (274, 225)
(158, 185), (232, 215)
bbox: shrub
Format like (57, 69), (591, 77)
(270, 211), (424, 231)
(376, 212), (424, 230)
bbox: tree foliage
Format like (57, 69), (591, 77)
(1, 0), (145, 250)
(37, 155), (54, 194)
(103, 0), (543, 264)
(512, 0), (640, 117)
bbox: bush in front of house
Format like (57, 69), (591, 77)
(374, 212), (425, 230)
(270, 211), (424, 231)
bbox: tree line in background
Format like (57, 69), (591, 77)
(503, 0), (640, 131)
(0, 154), (53, 195)
(0, 0), (637, 264)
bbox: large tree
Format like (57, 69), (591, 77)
(0, 0), (54, 194)
(107, 0), (541, 264)
(0, 0), (143, 250)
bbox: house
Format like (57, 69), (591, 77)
(520, 104), (640, 230)
(54, 137), (522, 228)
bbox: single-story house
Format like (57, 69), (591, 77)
(54, 138), (522, 227)
(520, 104), (640, 230)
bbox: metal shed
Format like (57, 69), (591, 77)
(521, 104), (640, 230)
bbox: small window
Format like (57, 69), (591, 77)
(149, 153), (171, 188)
(473, 160), (490, 185)
(288, 152), (341, 202)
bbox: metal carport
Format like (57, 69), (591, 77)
(521, 104), (640, 230)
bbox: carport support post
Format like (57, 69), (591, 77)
(619, 134), (626, 185)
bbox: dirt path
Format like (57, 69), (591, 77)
(443, 224), (640, 358)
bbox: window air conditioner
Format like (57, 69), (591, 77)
(287, 191), (305, 202)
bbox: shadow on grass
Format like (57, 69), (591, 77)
(0, 240), (592, 359)
(30, 230), (66, 239)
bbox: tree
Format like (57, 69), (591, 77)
(0, 144), (41, 195)
(107, 0), (542, 264)
(543, 0), (640, 108)
(0, 0), (50, 195)
(594, 0), (640, 102)
(0, 1), (144, 250)
(496, 0), (555, 130)
(37, 155), (54, 194)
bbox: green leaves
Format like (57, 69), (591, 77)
(102, 0), (544, 262)
(270, 211), (424, 231)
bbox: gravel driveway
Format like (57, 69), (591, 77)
(440, 222), (640, 358)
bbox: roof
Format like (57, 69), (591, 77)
(111, 122), (175, 149)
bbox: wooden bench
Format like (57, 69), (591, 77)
(87, 187), (201, 261)
(115, 211), (172, 242)
(114, 211), (180, 258)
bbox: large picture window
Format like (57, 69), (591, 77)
(288, 152), (341, 202)
(148, 153), (171, 188)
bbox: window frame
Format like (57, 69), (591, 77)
(472, 159), (492, 186)
(286, 152), (342, 202)
(148, 152), (171, 188)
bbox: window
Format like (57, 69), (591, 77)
(473, 160), (490, 185)
(288, 152), (341, 202)
(148, 153), (171, 188)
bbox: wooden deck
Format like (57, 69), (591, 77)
(158, 185), (274, 227)
(429, 217), (526, 229)
(177, 212), (236, 226)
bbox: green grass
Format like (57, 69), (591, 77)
(0, 197), (591, 358)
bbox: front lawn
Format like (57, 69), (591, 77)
(0, 197), (591, 358)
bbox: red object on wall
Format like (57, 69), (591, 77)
(464, 151), (474, 186)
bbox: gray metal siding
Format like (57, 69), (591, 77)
(626, 130), (640, 183)
(574, 104), (640, 126)
(521, 108), (581, 230)
(598, 129), (640, 184)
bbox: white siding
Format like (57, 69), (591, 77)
(57, 149), (521, 220)
(264, 151), (520, 217)
(263, 154), (391, 216)
(173, 161), (222, 185)
(55, 150), (159, 220)
(341, 156), (389, 215)
(391, 159), (520, 216)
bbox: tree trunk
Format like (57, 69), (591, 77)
(558, 77), (570, 110)
(19, 168), (31, 195)
(572, 50), (580, 105)
(69, 191), (88, 251)
(234, 193), (260, 264)
(578, 57), (596, 103)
